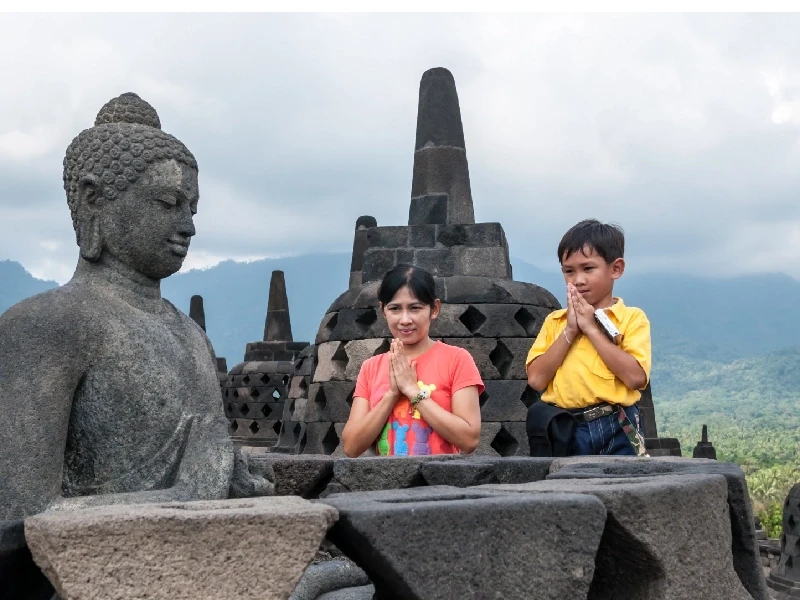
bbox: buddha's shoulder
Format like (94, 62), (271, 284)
(0, 285), (105, 354)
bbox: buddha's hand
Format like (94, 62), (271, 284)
(228, 448), (275, 499)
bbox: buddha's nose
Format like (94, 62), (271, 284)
(177, 204), (196, 238)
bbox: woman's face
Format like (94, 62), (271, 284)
(381, 285), (440, 346)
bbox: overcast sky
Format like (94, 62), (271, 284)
(3, 13), (800, 283)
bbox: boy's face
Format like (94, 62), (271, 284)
(560, 245), (624, 307)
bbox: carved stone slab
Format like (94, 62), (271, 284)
(25, 497), (338, 600)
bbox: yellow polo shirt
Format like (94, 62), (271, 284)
(525, 298), (651, 409)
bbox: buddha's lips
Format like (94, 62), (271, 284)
(169, 242), (189, 257)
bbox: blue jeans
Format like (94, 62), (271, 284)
(570, 405), (641, 456)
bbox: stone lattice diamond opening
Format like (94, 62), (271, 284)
(259, 373), (270, 386)
(355, 309), (378, 334)
(272, 421), (282, 435)
(459, 305), (487, 335)
(520, 386), (539, 409)
(325, 312), (339, 332)
(261, 404), (273, 419)
(314, 387), (327, 412)
(489, 340), (514, 379)
(322, 424), (340, 454)
(248, 421), (260, 435)
(373, 339), (391, 356)
(331, 342), (349, 371)
(251, 388), (260, 398)
(490, 425), (519, 456)
(513, 307), (537, 336)
(239, 403), (250, 417)
(229, 420), (239, 433)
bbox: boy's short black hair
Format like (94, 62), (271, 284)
(557, 219), (625, 264)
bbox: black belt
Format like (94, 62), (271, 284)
(565, 403), (616, 423)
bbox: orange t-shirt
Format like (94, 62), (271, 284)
(353, 341), (484, 456)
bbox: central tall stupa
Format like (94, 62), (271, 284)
(275, 67), (562, 456)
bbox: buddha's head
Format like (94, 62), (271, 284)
(63, 93), (199, 280)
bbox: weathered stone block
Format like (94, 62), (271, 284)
(326, 287), (361, 314)
(25, 497), (338, 600)
(473, 421), (502, 456)
(479, 380), (528, 421)
(321, 485), (605, 600)
(440, 276), (514, 304)
(497, 279), (561, 308)
(328, 309), (378, 341)
(314, 342), (348, 382)
(304, 422), (340, 455)
(413, 247), (455, 277)
(501, 421), (530, 457)
(408, 194), (448, 225)
(344, 339), (387, 380)
(420, 457), (553, 488)
(442, 338), (528, 380)
(361, 249), (397, 285)
(315, 313), (338, 344)
(435, 222), (505, 248)
(395, 248), (415, 265)
(307, 382), (355, 423)
(484, 474), (755, 600)
(366, 226), (409, 249)
(332, 456), (459, 492)
(454, 246), (511, 278)
(407, 224), (437, 247)
(288, 376), (309, 400)
(420, 458), (499, 487)
(247, 455), (335, 498)
(428, 304), (473, 338)
(504, 337), (535, 380)
(294, 346), (317, 377)
(548, 456), (770, 600)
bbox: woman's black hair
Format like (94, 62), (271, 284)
(378, 264), (437, 307)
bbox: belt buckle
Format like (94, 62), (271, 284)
(584, 406), (600, 421)
(584, 404), (609, 422)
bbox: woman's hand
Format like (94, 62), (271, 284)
(390, 339), (419, 399)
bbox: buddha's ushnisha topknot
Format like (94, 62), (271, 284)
(63, 93), (197, 235)
(94, 92), (161, 129)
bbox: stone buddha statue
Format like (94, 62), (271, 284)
(0, 93), (236, 519)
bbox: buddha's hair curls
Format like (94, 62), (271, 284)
(63, 92), (197, 233)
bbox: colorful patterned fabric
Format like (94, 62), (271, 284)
(354, 341), (484, 455)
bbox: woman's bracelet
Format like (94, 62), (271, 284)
(563, 330), (573, 345)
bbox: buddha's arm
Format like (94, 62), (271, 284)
(0, 300), (85, 519)
(170, 335), (235, 499)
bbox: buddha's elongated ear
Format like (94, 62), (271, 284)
(76, 174), (103, 261)
(78, 174), (100, 205)
(77, 214), (102, 262)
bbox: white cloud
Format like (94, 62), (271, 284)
(3, 13), (800, 284)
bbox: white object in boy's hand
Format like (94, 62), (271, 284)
(594, 309), (621, 344)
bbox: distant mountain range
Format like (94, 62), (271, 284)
(3, 255), (799, 373)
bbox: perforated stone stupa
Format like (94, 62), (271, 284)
(279, 67), (564, 457)
(223, 271), (309, 448)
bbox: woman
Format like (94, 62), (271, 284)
(341, 264), (484, 457)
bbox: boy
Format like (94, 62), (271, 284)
(526, 219), (651, 456)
